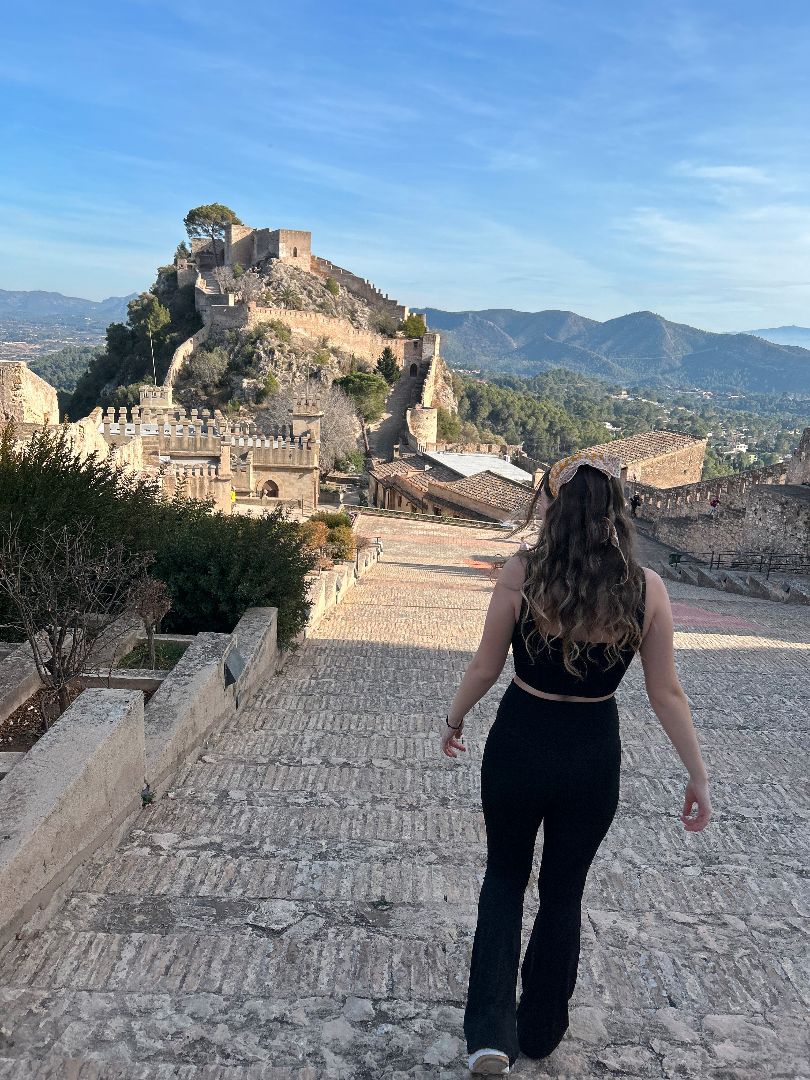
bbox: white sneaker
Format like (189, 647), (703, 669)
(468, 1047), (511, 1074)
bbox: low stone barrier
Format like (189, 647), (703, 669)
(0, 690), (144, 947)
(0, 642), (40, 725)
(0, 555), (383, 944)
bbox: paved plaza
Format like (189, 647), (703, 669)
(0, 514), (808, 1079)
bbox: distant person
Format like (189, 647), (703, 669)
(709, 495), (720, 516)
(630, 492), (642, 518)
(441, 450), (711, 1075)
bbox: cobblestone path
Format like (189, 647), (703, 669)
(1, 515), (808, 1079)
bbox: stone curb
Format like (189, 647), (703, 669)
(0, 689), (144, 948)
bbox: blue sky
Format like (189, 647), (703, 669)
(1, 0), (809, 331)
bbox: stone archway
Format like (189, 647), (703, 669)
(260, 479), (279, 498)
(409, 363), (418, 376)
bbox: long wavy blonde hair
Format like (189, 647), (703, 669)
(513, 463), (645, 679)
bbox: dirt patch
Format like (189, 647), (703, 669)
(0, 684), (82, 753)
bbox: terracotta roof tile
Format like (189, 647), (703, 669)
(429, 470), (535, 514)
(581, 429), (703, 464)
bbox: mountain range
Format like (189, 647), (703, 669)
(0, 289), (135, 326)
(1, 289), (808, 396)
(747, 325), (810, 349)
(424, 308), (810, 394)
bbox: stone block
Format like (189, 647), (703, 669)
(744, 574), (789, 602)
(0, 642), (42, 724)
(144, 632), (233, 787)
(0, 689), (144, 947)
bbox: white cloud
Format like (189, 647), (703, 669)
(676, 163), (773, 185)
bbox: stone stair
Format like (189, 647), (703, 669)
(650, 558), (810, 604)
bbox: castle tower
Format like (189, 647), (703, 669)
(290, 399), (323, 443)
(140, 384), (173, 410)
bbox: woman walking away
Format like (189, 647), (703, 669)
(440, 450), (712, 1076)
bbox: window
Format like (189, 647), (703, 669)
(293, 246), (298, 258)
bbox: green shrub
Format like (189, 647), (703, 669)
(399, 313), (427, 338)
(328, 523), (355, 561)
(325, 276), (340, 297)
(118, 640), (187, 670)
(436, 405), (462, 441)
(263, 319), (292, 344)
(310, 510), (352, 528)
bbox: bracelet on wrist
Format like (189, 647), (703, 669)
(446, 715), (463, 730)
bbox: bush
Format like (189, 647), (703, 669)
(310, 510), (352, 528)
(300, 519), (329, 552)
(327, 523), (355, 561)
(325, 276), (340, 297)
(263, 319), (292, 344)
(436, 405), (462, 442)
(0, 426), (313, 644)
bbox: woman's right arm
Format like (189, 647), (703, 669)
(639, 570), (712, 831)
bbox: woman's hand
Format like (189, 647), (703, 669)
(681, 776), (711, 831)
(441, 719), (467, 759)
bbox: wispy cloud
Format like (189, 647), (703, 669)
(676, 163), (773, 185)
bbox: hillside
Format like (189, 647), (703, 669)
(425, 307), (810, 394)
(0, 289), (135, 321)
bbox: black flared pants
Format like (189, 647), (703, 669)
(463, 680), (621, 1065)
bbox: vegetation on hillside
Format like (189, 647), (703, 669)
(428, 307), (810, 395)
(68, 266), (202, 418)
(451, 368), (809, 478)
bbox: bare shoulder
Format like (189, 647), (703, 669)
(496, 551), (528, 592)
(640, 566), (668, 627)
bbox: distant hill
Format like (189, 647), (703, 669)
(746, 325), (810, 349)
(424, 307), (810, 394)
(0, 289), (135, 323)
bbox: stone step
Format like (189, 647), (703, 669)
(744, 574), (791, 603)
(0, 998), (804, 1080)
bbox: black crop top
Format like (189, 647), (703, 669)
(511, 575), (646, 698)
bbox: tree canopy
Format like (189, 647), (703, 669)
(183, 203), (243, 259)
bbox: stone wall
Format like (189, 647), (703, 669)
(241, 228), (312, 271)
(311, 256), (407, 321)
(224, 224), (254, 269)
(740, 485), (810, 555)
(786, 427), (810, 485)
(631, 460), (789, 520)
(626, 440), (707, 488)
(243, 305), (421, 367)
(404, 353), (457, 450)
(163, 322), (211, 386)
(647, 511), (746, 555)
(160, 464), (232, 514)
(0, 361), (58, 425)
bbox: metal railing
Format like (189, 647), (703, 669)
(669, 549), (810, 579)
(709, 551), (810, 579)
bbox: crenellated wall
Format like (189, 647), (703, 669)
(630, 460), (789, 520)
(242, 305), (423, 367)
(159, 464), (232, 514)
(404, 351), (457, 452)
(311, 256), (407, 321)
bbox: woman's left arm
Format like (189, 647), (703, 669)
(441, 555), (523, 755)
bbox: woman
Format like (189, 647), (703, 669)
(441, 451), (712, 1076)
